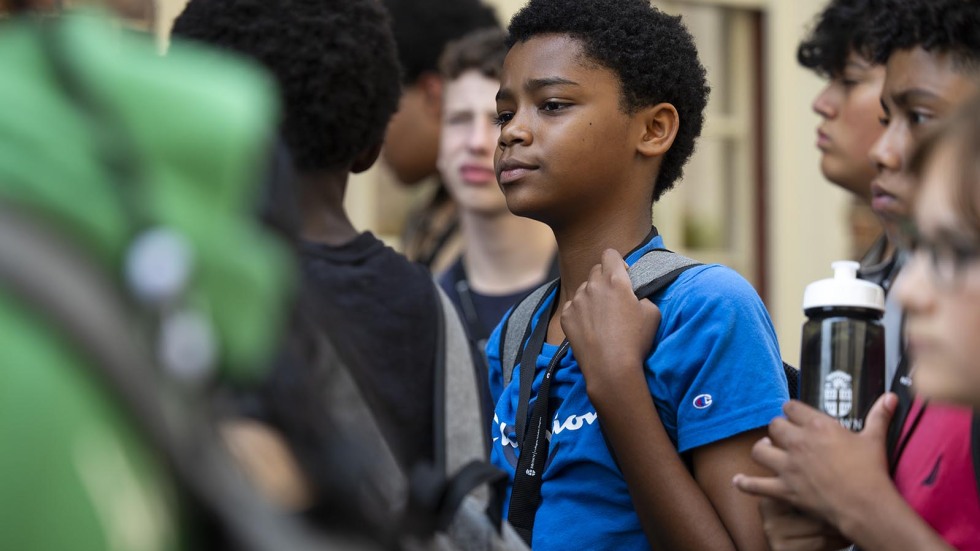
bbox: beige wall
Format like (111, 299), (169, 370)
(156, 0), (852, 365)
(763, 0), (851, 364)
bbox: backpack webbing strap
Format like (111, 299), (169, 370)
(629, 250), (702, 299)
(0, 207), (350, 551)
(500, 249), (702, 388)
(416, 283), (505, 539)
(434, 284), (490, 482)
(500, 281), (556, 389)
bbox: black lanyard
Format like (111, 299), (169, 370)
(508, 283), (569, 544)
(452, 255), (561, 348)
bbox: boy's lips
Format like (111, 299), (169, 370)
(870, 178), (900, 214)
(816, 128), (831, 150)
(496, 158), (538, 184)
(459, 164), (496, 185)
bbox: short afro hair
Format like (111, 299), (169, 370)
(171, 0), (401, 173)
(507, 0), (709, 201)
(871, 0), (980, 72)
(797, 0), (887, 76)
(439, 27), (508, 81)
(382, 0), (499, 85)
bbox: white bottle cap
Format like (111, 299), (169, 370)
(802, 260), (885, 312)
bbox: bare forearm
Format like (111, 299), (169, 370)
(589, 374), (737, 551)
(839, 484), (953, 551)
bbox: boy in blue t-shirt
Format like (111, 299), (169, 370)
(488, 0), (788, 549)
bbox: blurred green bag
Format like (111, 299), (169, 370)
(0, 10), (328, 551)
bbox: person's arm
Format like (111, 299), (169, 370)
(690, 427), (772, 550)
(561, 249), (743, 550)
(733, 395), (955, 551)
(756, 498), (851, 551)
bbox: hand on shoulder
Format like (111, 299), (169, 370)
(560, 248), (661, 400)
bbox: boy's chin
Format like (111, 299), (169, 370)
(502, 198), (550, 225)
(912, 362), (980, 408)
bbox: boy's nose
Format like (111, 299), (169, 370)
(812, 81), (839, 119)
(499, 118), (531, 148)
(870, 123), (906, 173)
(468, 119), (496, 153)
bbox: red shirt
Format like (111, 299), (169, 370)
(894, 399), (980, 550)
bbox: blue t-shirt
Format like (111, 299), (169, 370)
(487, 233), (788, 550)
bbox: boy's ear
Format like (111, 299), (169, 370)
(351, 142), (383, 174)
(636, 103), (680, 158)
(415, 72), (444, 116)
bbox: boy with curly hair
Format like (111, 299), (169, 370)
(487, 0), (788, 548)
(172, 0), (474, 475)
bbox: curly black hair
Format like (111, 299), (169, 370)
(171, 0), (400, 173)
(797, 0), (887, 76)
(507, 0), (709, 201)
(871, 0), (980, 70)
(382, 0), (498, 84)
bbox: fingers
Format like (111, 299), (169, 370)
(749, 435), (790, 473)
(732, 472), (791, 500)
(782, 400), (825, 426)
(759, 499), (824, 538)
(766, 416), (802, 450)
(759, 499), (849, 551)
(600, 248), (624, 273)
(862, 392), (898, 441)
(638, 298), (661, 326)
(589, 261), (603, 282)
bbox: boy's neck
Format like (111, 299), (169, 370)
(459, 208), (556, 295)
(545, 208), (654, 343)
(298, 170), (359, 246)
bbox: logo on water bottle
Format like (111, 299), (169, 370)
(822, 371), (853, 418)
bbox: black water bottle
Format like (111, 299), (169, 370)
(800, 261), (885, 431)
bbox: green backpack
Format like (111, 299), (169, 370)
(0, 11), (371, 550)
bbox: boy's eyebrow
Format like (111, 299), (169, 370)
(495, 76), (581, 102)
(525, 76), (580, 91)
(891, 87), (945, 109)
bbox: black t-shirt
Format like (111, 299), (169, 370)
(437, 256), (560, 347)
(299, 232), (438, 469)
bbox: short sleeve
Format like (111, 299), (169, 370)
(647, 265), (788, 453)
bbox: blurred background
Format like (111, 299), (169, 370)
(152, 0), (867, 366)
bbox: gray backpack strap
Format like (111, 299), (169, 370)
(500, 280), (557, 388)
(628, 249), (702, 298)
(434, 285), (489, 478)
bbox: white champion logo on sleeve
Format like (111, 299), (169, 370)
(693, 394), (713, 409)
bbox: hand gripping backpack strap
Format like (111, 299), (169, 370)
(500, 250), (701, 387)
(502, 249), (701, 545)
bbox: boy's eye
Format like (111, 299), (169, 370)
(909, 111), (932, 126)
(540, 101), (569, 113)
(493, 112), (513, 127)
(878, 115), (890, 127)
(447, 112), (472, 125)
